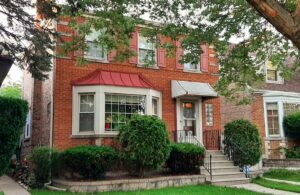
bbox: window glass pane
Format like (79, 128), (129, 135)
(283, 103), (300, 116)
(86, 42), (104, 59)
(266, 62), (278, 81)
(266, 103), (280, 135)
(79, 113), (94, 131)
(205, 104), (213, 126)
(138, 35), (156, 65)
(152, 98), (158, 116)
(183, 49), (199, 71)
(182, 102), (195, 118)
(79, 94), (94, 132)
(105, 94), (146, 131)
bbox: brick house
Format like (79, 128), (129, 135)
(21, 18), (221, 157)
(221, 61), (300, 159)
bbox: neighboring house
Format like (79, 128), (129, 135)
(21, 17), (221, 158)
(0, 47), (13, 87)
(221, 60), (300, 159)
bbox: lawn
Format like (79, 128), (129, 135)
(253, 178), (300, 193)
(263, 168), (300, 182)
(31, 185), (268, 195)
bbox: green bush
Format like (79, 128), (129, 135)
(118, 115), (170, 177)
(223, 119), (262, 167)
(61, 145), (117, 179)
(29, 147), (60, 188)
(166, 143), (205, 173)
(285, 147), (300, 159)
(0, 97), (28, 176)
(283, 111), (300, 138)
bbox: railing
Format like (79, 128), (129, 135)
(203, 129), (221, 150)
(225, 140), (249, 178)
(174, 130), (212, 181)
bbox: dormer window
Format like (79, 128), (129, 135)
(85, 29), (107, 61)
(266, 61), (283, 84)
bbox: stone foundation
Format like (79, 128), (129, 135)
(52, 175), (206, 193)
(263, 159), (300, 168)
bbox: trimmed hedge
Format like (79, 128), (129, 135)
(118, 115), (170, 177)
(61, 145), (117, 179)
(166, 143), (205, 173)
(29, 147), (60, 188)
(223, 119), (262, 167)
(283, 111), (300, 138)
(0, 97), (28, 176)
(285, 147), (300, 159)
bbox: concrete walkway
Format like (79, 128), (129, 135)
(0, 175), (30, 195)
(264, 177), (300, 186)
(234, 183), (300, 195)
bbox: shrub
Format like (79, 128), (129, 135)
(285, 147), (300, 159)
(118, 115), (170, 177)
(0, 97), (28, 176)
(61, 145), (117, 179)
(223, 119), (262, 167)
(283, 111), (300, 138)
(166, 143), (205, 173)
(29, 147), (60, 188)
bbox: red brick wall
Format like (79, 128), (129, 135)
(52, 22), (221, 150)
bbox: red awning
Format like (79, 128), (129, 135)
(71, 69), (155, 89)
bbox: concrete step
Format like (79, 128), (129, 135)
(210, 160), (234, 167)
(201, 166), (240, 174)
(203, 172), (246, 180)
(206, 150), (223, 155)
(208, 178), (250, 186)
(205, 155), (228, 161)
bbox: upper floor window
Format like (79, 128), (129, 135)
(266, 102), (280, 136)
(266, 61), (283, 83)
(183, 49), (200, 72)
(85, 29), (107, 60)
(138, 35), (157, 66)
(79, 93), (95, 132)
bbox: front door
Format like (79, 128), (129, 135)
(180, 101), (197, 135)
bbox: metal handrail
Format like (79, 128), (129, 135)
(225, 140), (249, 178)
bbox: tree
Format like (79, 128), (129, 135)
(0, 83), (22, 99)
(2, 1), (300, 101)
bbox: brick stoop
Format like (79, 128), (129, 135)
(201, 150), (250, 186)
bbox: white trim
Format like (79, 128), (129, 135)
(263, 93), (300, 139)
(72, 85), (162, 136)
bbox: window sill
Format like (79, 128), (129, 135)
(24, 138), (30, 142)
(183, 69), (201, 74)
(137, 64), (159, 70)
(84, 57), (109, 63)
(266, 80), (284, 84)
(71, 133), (118, 139)
(265, 136), (285, 141)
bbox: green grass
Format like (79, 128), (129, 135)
(31, 185), (268, 195)
(263, 168), (300, 182)
(253, 178), (300, 193)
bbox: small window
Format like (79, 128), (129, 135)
(152, 98), (158, 116)
(24, 112), (31, 139)
(266, 102), (280, 136)
(266, 61), (278, 82)
(84, 29), (106, 60)
(205, 104), (213, 126)
(138, 35), (157, 66)
(183, 49), (199, 71)
(79, 93), (95, 132)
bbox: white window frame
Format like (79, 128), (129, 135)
(265, 61), (284, 84)
(24, 111), (31, 139)
(72, 85), (162, 136)
(137, 33), (157, 68)
(84, 29), (108, 62)
(263, 92), (300, 139)
(183, 49), (201, 73)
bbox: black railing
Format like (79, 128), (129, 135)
(174, 130), (212, 180)
(225, 140), (249, 178)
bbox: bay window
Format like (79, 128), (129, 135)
(79, 93), (95, 132)
(152, 98), (158, 117)
(105, 94), (146, 131)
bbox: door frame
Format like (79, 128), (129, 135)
(176, 97), (203, 144)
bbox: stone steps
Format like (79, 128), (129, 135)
(202, 150), (250, 186)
